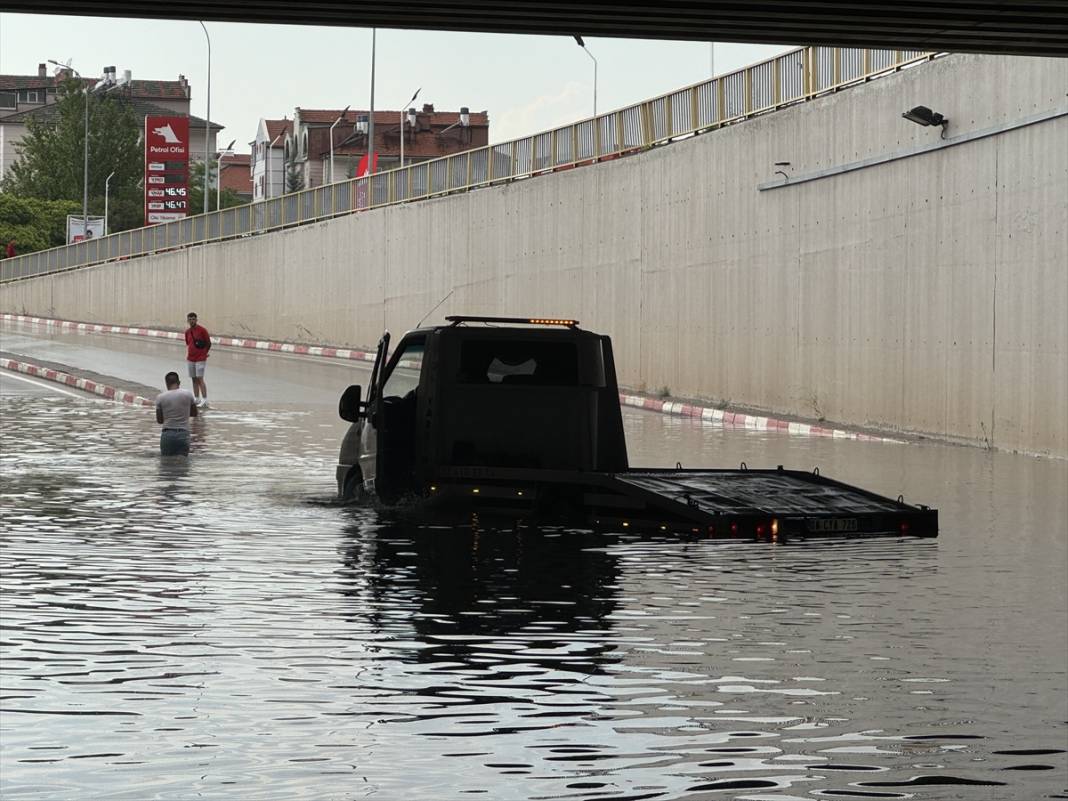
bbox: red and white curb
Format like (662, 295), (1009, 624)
(618, 393), (902, 443)
(1, 313), (379, 363)
(1, 358), (154, 406)
(1, 313), (902, 442)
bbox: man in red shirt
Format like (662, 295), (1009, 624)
(184, 312), (212, 407)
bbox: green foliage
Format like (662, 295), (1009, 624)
(188, 160), (246, 213)
(1, 78), (144, 234)
(0, 195), (80, 255)
(285, 160), (303, 193)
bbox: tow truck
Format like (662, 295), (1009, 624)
(337, 316), (937, 541)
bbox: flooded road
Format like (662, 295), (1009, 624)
(1, 325), (1066, 800)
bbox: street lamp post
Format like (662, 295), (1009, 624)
(399, 88), (420, 169)
(199, 21), (211, 214)
(47, 60), (121, 239)
(47, 60), (91, 238)
(573, 36), (597, 118)
(366, 28), (376, 176)
(104, 171), (115, 235)
(216, 139), (235, 210)
(329, 104), (351, 184)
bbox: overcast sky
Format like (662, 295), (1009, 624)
(1, 13), (793, 151)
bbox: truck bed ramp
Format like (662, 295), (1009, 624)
(597, 468), (937, 540)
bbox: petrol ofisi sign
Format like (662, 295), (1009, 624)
(144, 115), (190, 225)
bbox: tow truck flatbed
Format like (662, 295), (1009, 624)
(427, 464), (936, 540)
(336, 316), (938, 540)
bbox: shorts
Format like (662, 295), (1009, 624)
(160, 428), (190, 456)
(187, 360), (206, 378)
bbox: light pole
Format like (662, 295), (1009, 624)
(47, 60), (91, 238)
(573, 35), (597, 117)
(329, 104), (350, 184)
(199, 21), (211, 214)
(216, 139), (235, 210)
(104, 171), (115, 235)
(366, 28), (376, 176)
(48, 61), (121, 239)
(399, 87), (420, 169)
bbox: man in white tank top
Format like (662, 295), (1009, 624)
(155, 371), (198, 455)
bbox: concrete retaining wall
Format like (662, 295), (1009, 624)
(3, 54), (1066, 457)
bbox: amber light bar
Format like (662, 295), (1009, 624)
(446, 315), (579, 328)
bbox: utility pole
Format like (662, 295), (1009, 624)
(367, 28), (376, 176)
(199, 21), (211, 214)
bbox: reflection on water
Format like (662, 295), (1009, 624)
(1, 396), (1065, 800)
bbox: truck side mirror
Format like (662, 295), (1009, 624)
(339, 384), (363, 422)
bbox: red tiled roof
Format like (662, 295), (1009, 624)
(265, 119), (292, 139)
(0, 73), (188, 99)
(0, 75), (53, 90)
(305, 118), (490, 160)
(1, 98), (217, 129)
(127, 79), (188, 99)
(298, 108), (489, 127)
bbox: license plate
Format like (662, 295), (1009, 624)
(806, 517), (858, 533)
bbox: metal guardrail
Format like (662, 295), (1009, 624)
(1, 46), (936, 283)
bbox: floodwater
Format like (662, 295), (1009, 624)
(1, 371), (1066, 799)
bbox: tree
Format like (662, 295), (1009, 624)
(285, 160), (303, 193)
(188, 160), (246, 213)
(0, 195), (80, 255)
(1, 78), (144, 234)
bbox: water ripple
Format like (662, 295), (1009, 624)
(1, 396), (1065, 799)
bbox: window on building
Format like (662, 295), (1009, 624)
(0, 92), (16, 110)
(17, 89), (42, 103)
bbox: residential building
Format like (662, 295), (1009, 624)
(0, 62), (222, 181)
(218, 152), (253, 204)
(282, 103), (489, 190)
(250, 117), (292, 201)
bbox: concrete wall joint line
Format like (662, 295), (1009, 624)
(757, 109), (1068, 191)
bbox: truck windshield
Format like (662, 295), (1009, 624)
(458, 340), (578, 386)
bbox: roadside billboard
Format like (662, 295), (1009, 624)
(66, 215), (106, 243)
(144, 115), (190, 225)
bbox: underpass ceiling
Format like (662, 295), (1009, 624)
(7, 1), (1068, 57)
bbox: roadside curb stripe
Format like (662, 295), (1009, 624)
(1, 357), (154, 406)
(1, 312), (903, 442)
(0, 313), (377, 363)
(614, 394), (904, 444)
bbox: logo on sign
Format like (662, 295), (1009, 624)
(145, 115), (189, 227)
(153, 123), (182, 144)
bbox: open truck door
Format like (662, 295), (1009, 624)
(372, 333), (425, 504)
(336, 332), (390, 499)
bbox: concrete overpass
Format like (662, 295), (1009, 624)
(2, 52), (1066, 457)
(7, 0), (1068, 56)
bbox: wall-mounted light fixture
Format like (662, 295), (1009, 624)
(902, 105), (948, 138)
(774, 161), (791, 180)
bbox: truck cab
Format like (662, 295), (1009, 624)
(336, 316), (628, 505)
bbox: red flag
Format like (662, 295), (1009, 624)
(356, 152), (378, 177)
